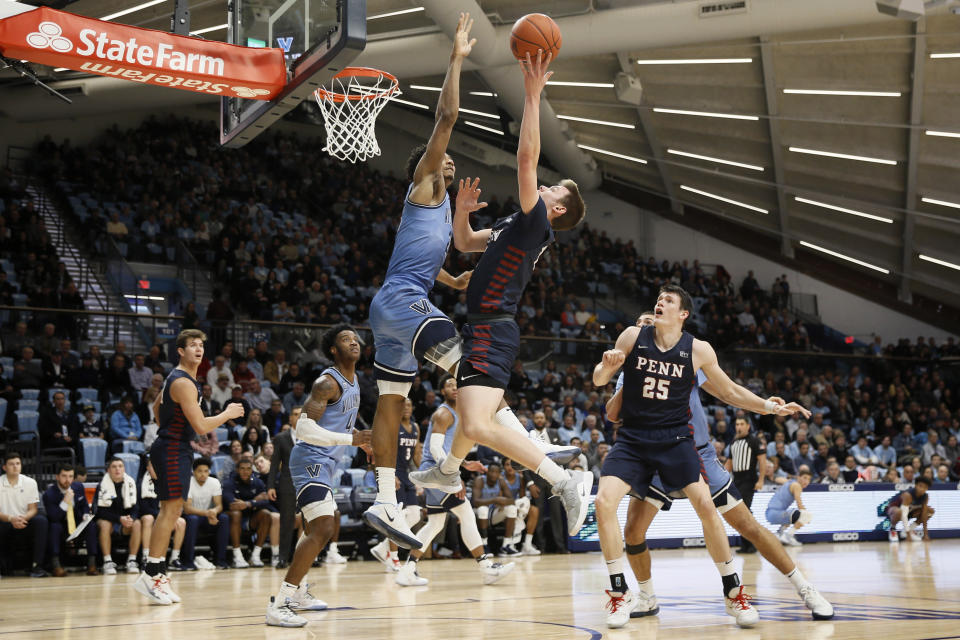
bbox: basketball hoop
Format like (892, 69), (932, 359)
(314, 67), (400, 163)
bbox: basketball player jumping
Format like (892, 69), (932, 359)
(265, 324), (371, 627)
(134, 329), (244, 605)
(365, 17), (576, 549)
(410, 50), (592, 538)
(606, 312), (833, 623)
(396, 376), (515, 588)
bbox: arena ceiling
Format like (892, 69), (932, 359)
(3, 0), (960, 320)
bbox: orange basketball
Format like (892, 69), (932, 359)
(510, 13), (562, 62)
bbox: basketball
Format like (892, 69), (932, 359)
(510, 13), (562, 61)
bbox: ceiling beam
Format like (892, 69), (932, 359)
(615, 52), (681, 215)
(900, 18), (926, 304)
(759, 37), (793, 259)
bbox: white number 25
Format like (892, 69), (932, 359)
(642, 377), (670, 400)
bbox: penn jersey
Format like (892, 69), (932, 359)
(620, 326), (696, 443)
(396, 422), (418, 484)
(617, 368), (710, 447)
(157, 368), (202, 446)
(466, 197), (554, 315)
(419, 403), (459, 469)
(293, 367), (360, 473)
(382, 184), (452, 293)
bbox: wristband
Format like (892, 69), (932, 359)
(526, 480), (535, 487)
(763, 399), (777, 414)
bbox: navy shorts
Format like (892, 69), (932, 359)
(602, 438), (704, 496)
(149, 437), (193, 501)
(425, 488), (465, 514)
(397, 481), (418, 509)
(459, 319), (519, 390)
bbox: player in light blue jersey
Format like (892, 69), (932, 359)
(364, 14), (477, 550)
(606, 312), (832, 622)
(395, 376), (514, 588)
(266, 325), (371, 628)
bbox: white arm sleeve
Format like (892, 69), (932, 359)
(296, 416), (353, 447)
(429, 432), (447, 465)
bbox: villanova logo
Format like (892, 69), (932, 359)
(409, 299), (431, 315)
(307, 464), (323, 477)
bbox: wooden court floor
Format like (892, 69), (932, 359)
(1, 540), (958, 640)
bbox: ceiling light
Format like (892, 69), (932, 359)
(925, 130), (960, 138)
(124, 294), (166, 301)
(919, 254), (960, 272)
(788, 146), (897, 165)
(680, 185), (768, 214)
(459, 107), (500, 120)
(389, 97), (430, 110)
(668, 149), (763, 171)
(367, 6), (424, 20)
(930, 52), (960, 58)
(557, 114), (635, 129)
(652, 107), (758, 121)
(921, 196), (960, 209)
(190, 23), (227, 36)
(635, 58), (752, 65)
(546, 81), (615, 88)
(469, 91), (497, 97)
(409, 84), (441, 91)
(100, 0), (166, 22)
(464, 121), (503, 135)
(783, 89), (901, 97)
(799, 241), (889, 274)
(794, 196), (893, 224)
(577, 144), (647, 164)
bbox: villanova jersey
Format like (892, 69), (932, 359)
(466, 197), (554, 315)
(382, 184), (452, 294)
(504, 471), (522, 498)
(396, 422), (418, 484)
(616, 368), (710, 448)
(620, 326), (696, 443)
(768, 480), (798, 511)
(478, 477), (502, 502)
(158, 369), (202, 446)
(293, 367), (360, 474)
(419, 403), (458, 469)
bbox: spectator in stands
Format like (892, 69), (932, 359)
(277, 362), (306, 396)
(211, 373), (232, 409)
(944, 435), (959, 467)
(901, 464), (917, 484)
(774, 441), (796, 476)
(199, 383), (219, 417)
(262, 398), (287, 436)
(94, 457), (141, 574)
(922, 430), (947, 466)
(0, 452), (49, 577)
(105, 213), (128, 239)
(182, 457), (229, 570)
(102, 354), (134, 404)
(66, 353), (102, 389)
(71, 404), (104, 443)
(109, 396), (143, 453)
(852, 406), (875, 439)
(223, 385), (249, 429)
(207, 356), (234, 390)
(829, 433), (849, 462)
(39, 390), (74, 450)
(218, 439), (244, 480)
(136, 384), (161, 429)
(841, 456), (860, 483)
(851, 435), (879, 465)
(894, 424), (920, 459)
(36, 323), (59, 358)
(935, 463), (952, 483)
(128, 354), (153, 394)
(42, 351), (70, 389)
(243, 348), (263, 381)
(191, 423), (220, 459)
(138, 461), (188, 570)
(241, 420), (267, 456)
(813, 442), (831, 478)
(263, 349), (288, 387)
(281, 380), (307, 416)
(883, 467), (900, 483)
(13, 346), (43, 390)
(112, 342), (131, 369)
(43, 462), (98, 576)
(821, 461), (844, 484)
(233, 360), (257, 393)
(223, 459), (275, 568)
(3, 321), (32, 357)
(874, 435), (898, 467)
(794, 441), (815, 473)
(244, 378), (278, 413)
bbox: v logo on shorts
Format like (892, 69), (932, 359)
(409, 299), (431, 315)
(307, 464), (323, 477)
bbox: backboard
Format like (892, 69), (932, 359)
(219, 0), (366, 148)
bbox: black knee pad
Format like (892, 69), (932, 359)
(625, 541), (647, 555)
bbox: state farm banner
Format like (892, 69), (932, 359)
(0, 0), (287, 99)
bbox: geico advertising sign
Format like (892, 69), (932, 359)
(0, 1), (286, 99)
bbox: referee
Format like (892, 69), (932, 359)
(726, 417), (766, 554)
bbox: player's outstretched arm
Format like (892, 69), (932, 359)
(409, 13), (475, 205)
(172, 377), (245, 435)
(428, 406), (454, 464)
(592, 326), (639, 387)
(436, 268), (472, 290)
(791, 482), (807, 510)
(296, 375), (371, 449)
(695, 339), (812, 418)
(453, 177), (492, 252)
(517, 50), (553, 214)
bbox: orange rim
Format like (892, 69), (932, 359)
(315, 66), (399, 103)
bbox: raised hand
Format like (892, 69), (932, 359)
(519, 49), (553, 97)
(456, 177), (489, 214)
(452, 12), (477, 60)
(223, 402), (245, 421)
(601, 349), (626, 371)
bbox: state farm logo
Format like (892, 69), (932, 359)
(27, 21), (73, 53)
(231, 87), (270, 98)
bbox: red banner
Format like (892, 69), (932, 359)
(0, 3), (287, 99)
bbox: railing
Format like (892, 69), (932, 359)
(101, 237), (157, 347)
(0, 305), (179, 349)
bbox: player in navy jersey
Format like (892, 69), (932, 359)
(266, 325), (372, 627)
(607, 312), (832, 621)
(592, 285), (809, 628)
(370, 399), (422, 572)
(878, 476), (934, 542)
(134, 329), (244, 606)
(364, 14), (477, 549)
(410, 50), (591, 540)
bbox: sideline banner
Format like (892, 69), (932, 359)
(0, 0), (286, 99)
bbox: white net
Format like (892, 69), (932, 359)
(314, 69), (399, 164)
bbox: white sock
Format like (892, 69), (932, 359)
(276, 581), (298, 603)
(606, 555), (626, 577)
(786, 567), (809, 591)
(638, 578), (655, 596)
(376, 467), (397, 504)
(253, 545), (263, 559)
(439, 453), (463, 476)
(170, 549), (180, 562)
(477, 554), (493, 568)
(147, 556), (163, 565)
(715, 558), (736, 577)
(536, 457), (567, 486)
(524, 533), (534, 546)
(233, 547), (244, 558)
(141, 548), (149, 559)
(481, 536), (488, 546)
(103, 554), (112, 563)
(495, 406), (529, 436)
(329, 542), (338, 554)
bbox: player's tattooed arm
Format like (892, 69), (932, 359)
(296, 375), (367, 448)
(303, 374), (340, 422)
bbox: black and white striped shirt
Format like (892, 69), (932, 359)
(730, 435), (761, 475)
